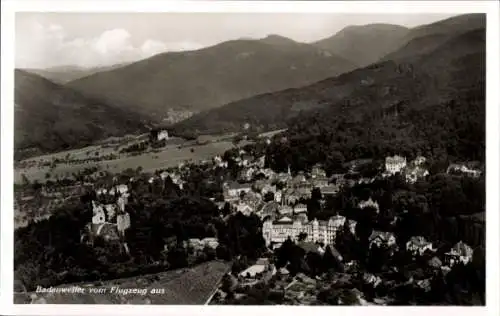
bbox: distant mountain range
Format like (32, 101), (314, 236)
(312, 23), (410, 67)
(65, 36), (357, 118)
(14, 70), (149, 160)
(23, 63), (130, 84)
(170, 14), (485, 137)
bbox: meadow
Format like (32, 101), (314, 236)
(15, 136), (236, 183)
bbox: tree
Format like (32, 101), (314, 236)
(311, 187), (322, 201)
(298, 232), (307, 242)
(167, 246), (188, 269)
(263, 191), (275, 202)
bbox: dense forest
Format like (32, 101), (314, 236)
(14, 170), (266, 292)
(264, 86), (485, 175)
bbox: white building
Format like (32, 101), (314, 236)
(311, 165), (327, 179)
(274, 190), (282, 203)
(405, 167), (430, 184)
(116, 213), (131, 235)
(262, 215), (347, 247)
(261, 184), (277, 195)
(278, 205), (294, 216)
(95, 188), (108, 196)
(406, 236), (434, 256)
(92, 201), (106, 224)
(104, 204), (117, 220)
(157, 130), (169, 141)
(236, 202), (254, 215)
(358, 197), (380, 214)
(293, 204), (308, 214)
(225, 182), (252, 197)
(446, 164), (482, 178)
(385, 155), (407, 175)
(369, 231), (397, 249)
(114, 184), (129, 196)
(445, 241), (474, 267)
(413, 156), (427, 166)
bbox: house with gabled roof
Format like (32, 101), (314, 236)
(369, 231), (396, 249)
(358, 197), (380, 214)
(445, 241), (474, 266)
(224, 181), (252, 198)
(406, 236), (435, 256)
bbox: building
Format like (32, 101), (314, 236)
(255, 155), (266, 169)
(239, 154), (254, 167)
(262, 215), (347, 247)
(239, 167), (256, 182)
(293, 203), (308, 214)
(224, 182), (252, 198)
(92, 201), (106, 224)
(406, 236), (434, 256)
(413, 156), (427, 166)
(258, 201), (280, 220)
(274, 190), (283, 203)
(321, 185), (339, 197)
(239, 258), (276, 280)
(385, 155), (407, 175)
(113, 184), (129, 196)
(447, 164), (482, 178)
(369, 231), (397, 249)
(82, 201), (131, 253)
(104, 204), (117, 221)
(311, 165), (327, 179)
(261, 184), (277, 195)
(95, 188), (108, 196)
(358, 197), (380, 214)
(405, 167), (429, 184)
(315, 176), (330, 188)
(116, 213), (131, 235)
(278, 205), (294, 216)
(235, 201), (254, 215)
(444, 241), (474, 267)
(150, 129), (169, 142)
(185, 237), (219, 251)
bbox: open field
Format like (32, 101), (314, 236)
(14, 129), (285, 184)
(15, 140), (236, 183)
(14, 260), (231, 304)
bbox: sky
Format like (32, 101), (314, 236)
(15, 12), (457, 69)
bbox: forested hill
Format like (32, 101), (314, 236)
(66, 36), (357, 118)
(14, 70), (149, 160)
(312, 23), (410, 68)
(380, 13), (485, 62)
(170, 20), (485, 143)
(265, 28), (485, 174)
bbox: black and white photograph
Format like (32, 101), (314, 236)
(1, 0), (499, 315)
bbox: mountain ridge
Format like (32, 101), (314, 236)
(170, 19), (485, 139)
(14, 69), (149, 160)
(66, 37), (358, 119)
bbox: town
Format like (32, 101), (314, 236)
(13, 132), (485, 305)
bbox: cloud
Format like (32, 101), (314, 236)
(140, 39), (167, 58)
(16, 22), (205, 69)
(92, 29), (134, 56)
